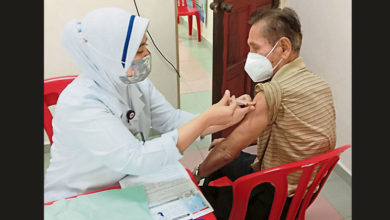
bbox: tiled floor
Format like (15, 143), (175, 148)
(176, 19), (352, 220)
(43, 19), (351, 220)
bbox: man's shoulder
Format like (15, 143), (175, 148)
(279, 66), (331, 92)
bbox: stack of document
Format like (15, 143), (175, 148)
(120, 161), (213, 220)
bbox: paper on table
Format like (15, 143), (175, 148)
(119, 161), (193, 206)
(119, 161), (213, 220)
(44, 185), (152, 220)
(149, 190), (212, 220)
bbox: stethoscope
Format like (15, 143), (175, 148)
(126, 109), (146, 143)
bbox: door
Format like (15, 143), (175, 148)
(211, 0), (278, 139)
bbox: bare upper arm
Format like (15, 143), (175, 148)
(222, 91), (269, 155)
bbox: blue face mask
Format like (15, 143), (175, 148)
(119, 54), (152, 84)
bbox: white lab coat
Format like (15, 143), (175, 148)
(44, 75), (197, 203)
(44, 8), (199, 203)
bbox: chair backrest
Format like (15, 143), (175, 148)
(229, 144), (351, 220)
(177, 0), (195, 9)
(44, 75), (77, 145)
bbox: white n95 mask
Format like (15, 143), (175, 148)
(120, 54), (152, 84)
(244, 39), (283, 82)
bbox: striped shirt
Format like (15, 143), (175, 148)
(250, 56), (336, 196)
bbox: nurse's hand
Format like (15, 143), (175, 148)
(204, 90), (238, 126)
(229, 94), (256, 126)
(237, 94), (253, 103)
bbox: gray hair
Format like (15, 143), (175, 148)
(248, 7), (302, 52)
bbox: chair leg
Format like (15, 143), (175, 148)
(188, 15), (193, 36)
(196, 13), (201, 42)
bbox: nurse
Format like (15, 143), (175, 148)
(44, 8), (255, 203)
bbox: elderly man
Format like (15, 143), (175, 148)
(193, 7), (336, 220)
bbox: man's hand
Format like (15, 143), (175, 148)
(193, 173), (202, 184)
(192, 165), (204, 184)
(208, 138), (225, 151)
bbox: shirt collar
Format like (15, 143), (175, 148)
(272, 56), (306, 81)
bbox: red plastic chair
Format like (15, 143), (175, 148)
(177, 0), (201, 42)
(208, 144), (351, 220)
(44, 75), (78, 145)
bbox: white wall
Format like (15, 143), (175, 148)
(284, 0), (352, 174)
(44, 0), (179, 144)
(202, 0), (214, 44)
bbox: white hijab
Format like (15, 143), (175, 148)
(61, 7), (149, 106)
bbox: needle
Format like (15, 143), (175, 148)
(230, 98), (254, 107)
